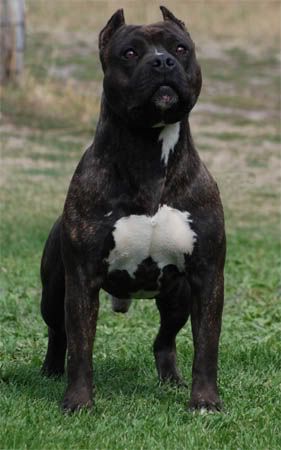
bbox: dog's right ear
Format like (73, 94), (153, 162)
(99, 9), (125, 53)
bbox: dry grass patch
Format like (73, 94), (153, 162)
(1, 73), (101, 131)
(26, 0), (280, 47)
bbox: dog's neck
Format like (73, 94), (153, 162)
(86, 96), (201, 214)
(93, 95), (197, 167)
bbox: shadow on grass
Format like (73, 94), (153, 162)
(3, 338), (279, 412)
(1, 354), (189, 410)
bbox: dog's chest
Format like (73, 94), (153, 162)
(107, 205), (196, 278)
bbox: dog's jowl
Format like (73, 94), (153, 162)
(40, 6), (226, 412)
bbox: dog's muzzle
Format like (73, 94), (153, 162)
(151, 85), (179, 111)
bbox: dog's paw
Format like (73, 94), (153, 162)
(62, 387), (93, 413)
(41, 362), (64, 378)
(159, 372), (188, 388)
(155, 350), (187, 387)
(188, 393), (222, 413)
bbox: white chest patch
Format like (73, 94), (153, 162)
(107, 205), (196, 277)
(158, 122), (180, 165)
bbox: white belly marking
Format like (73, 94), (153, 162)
(107, 205), (196, 276)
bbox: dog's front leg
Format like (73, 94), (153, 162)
(62, 265), (100, 413)
(154, 275), (190, 385)
(189, 267), (224, 412)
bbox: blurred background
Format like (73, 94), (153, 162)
(1, 0), (280, 227)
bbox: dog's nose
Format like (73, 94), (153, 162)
(151, 54), (176, 71)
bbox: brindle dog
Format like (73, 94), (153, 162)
(40, 6), (226, 413)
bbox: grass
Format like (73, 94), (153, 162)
(1, 1), (281, 449)
(0, 220), (280, 449)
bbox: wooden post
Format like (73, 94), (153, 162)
(0, 0), (25, 83)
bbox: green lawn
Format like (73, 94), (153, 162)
(1, 2), (281, 449)
(1, 219), (280, 449)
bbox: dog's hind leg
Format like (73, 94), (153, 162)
(40, 218), (67, 377)
(154, 273), (190, 385)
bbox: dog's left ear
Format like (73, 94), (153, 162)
(160, 5), (186, 31)
(99, 9), (125, 52)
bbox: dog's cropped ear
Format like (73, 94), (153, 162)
(160, 6), (186, 31)
(99, 9), (125, 52)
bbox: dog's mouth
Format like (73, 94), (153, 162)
(151, 85), (179, 111)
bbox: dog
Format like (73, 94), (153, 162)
(40, 6), (226, 413)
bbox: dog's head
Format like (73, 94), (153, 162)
(99, 6), (202, 128)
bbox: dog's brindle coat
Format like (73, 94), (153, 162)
(40, 7), (226, 412)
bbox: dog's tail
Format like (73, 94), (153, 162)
(111, 296), (132, 313)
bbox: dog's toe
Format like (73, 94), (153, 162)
(188, 398), (222, 413)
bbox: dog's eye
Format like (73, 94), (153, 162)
(176, 45), (187, 56)
(124, 48), (138, 59)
